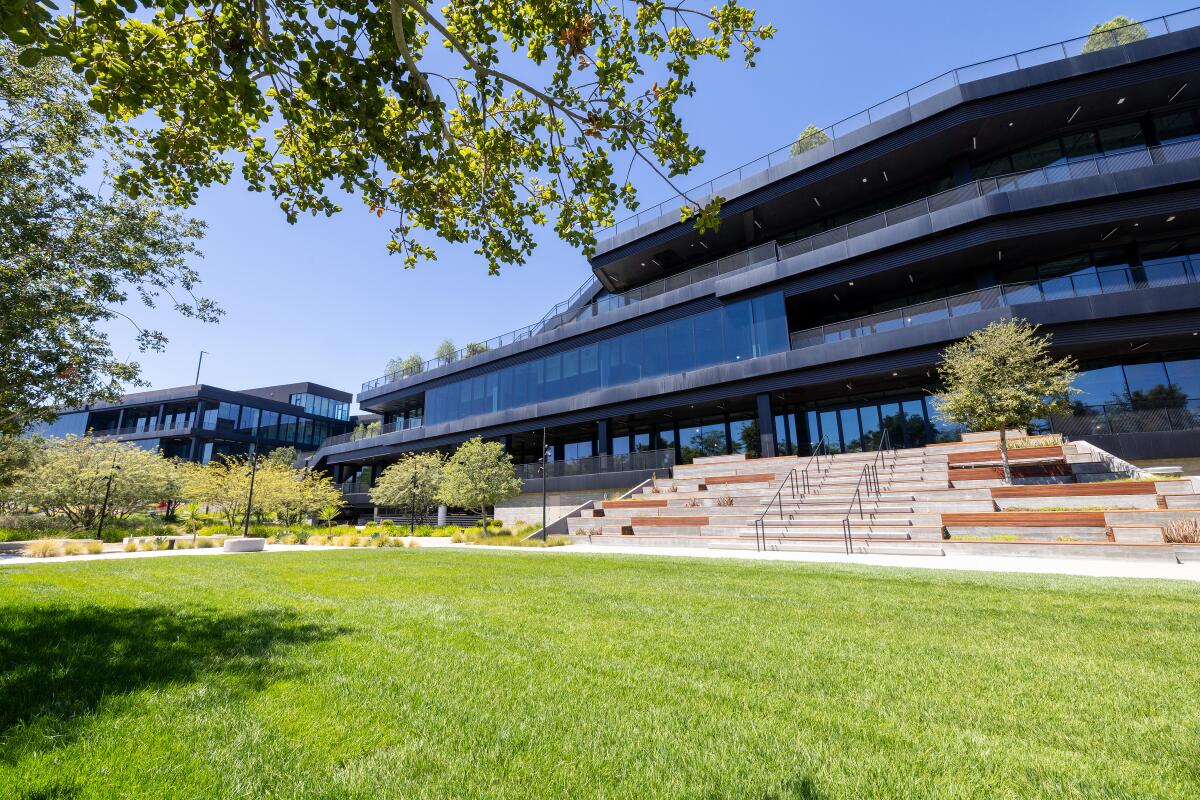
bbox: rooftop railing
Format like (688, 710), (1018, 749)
(788, 259), (1200, 350)
(362, 274), (599, 392)
(598, 7), (1200, 238)
(359, 136), (1200, 396)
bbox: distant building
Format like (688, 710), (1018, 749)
(35, 383), (355, 463)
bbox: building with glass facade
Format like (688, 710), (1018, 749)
(309, 16), (1200, 506)
(35, 382), (356, 463)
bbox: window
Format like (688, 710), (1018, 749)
(1098, 122), (1145, 155)
(29, 411), (90, 438)
(839, 408), (863, 452)
(259, 410), (279, 440)
(215, 402), (239, 433)
(278, 414), (297, 443)
(1154, 109), (1200, 144)
(729, 416), (759, 457)
(1073, 365), (1128, 406)
(679, 419), (727, 462)
(238, 406), (259, 436)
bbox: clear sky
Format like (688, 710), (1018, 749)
(108, 0), (1192, 404)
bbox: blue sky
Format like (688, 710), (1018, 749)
(109, 0), (1191, 403)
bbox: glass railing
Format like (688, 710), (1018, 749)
(320, 418), (424, 449)
(789, 263), (1200, 350)
(362, 274), (600, 391)
(513, 449), (676, 480)
(598, 7), (1200, 238)
(361, 137), (1200, 395)
(1050, 400), (1200, 436)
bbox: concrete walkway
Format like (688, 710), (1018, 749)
(3, 537), (1198, 581)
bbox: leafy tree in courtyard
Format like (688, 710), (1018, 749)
(19, 436), (179, 529)
(0, 44), (217, 436)
(434, 339), (458, 365)
(182, 455), (261, 528)
(437, 437), (521, 529)
(790, 124), (830, 156)
(1082, 15), (1149, 53)
(370, 451), (447, 520)
(267, 446), (299, 469)
(931, 319), (1078, 483)
(2, 3), (774, 271)
(0, 434), (43, 511)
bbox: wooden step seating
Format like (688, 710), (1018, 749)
(568, 434), (1200, 559)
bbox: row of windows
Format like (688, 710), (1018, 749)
(205, 402), (351, 447)
(423, 293), (789, 426)
(971, 119), (1151, 179)
(776, 396), (951, 456)
(1071, 355), (1200, 409)
(289, 392), (350, 421)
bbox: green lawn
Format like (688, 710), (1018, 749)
(1, 550), (1197, 799)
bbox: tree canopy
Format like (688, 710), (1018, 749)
(3, 2), (774, 272)
(369, 450), (446, 517)
(1082, 15), (1149, 53)
(437, 436), (521, 526)
(931, 319), (1078, 481)
(790, 123), (829, 156)
(0, 43), (217, 436)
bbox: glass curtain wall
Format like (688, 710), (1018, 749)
(425, 292), (788, 426)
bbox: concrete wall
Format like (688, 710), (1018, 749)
(494, 487), (628, 529)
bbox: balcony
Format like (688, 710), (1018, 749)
(789, 260), (1200, 350)
(598, 7), (1200, 239)
(361, 138), (1200, 398)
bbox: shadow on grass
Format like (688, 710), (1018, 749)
(0, 604), (346, 748)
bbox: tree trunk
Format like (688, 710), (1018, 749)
(999, 427), (1012, 485)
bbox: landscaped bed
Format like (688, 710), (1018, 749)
(0, 550), (1196, 798)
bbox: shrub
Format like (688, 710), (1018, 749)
(716, 496), (735, 507)
(1165, 518), (1200, 544)
(379, 519), (394, 527)
(406, 538), (421, 548)
(24, 539), (63, 557)
(684, 498), (699, 508)
(279, 534), (299, 545)
(62, 541), (88, 556)
(175, 539), (195, 550)
(195, 537), (221, 548)
(307, 534), (329, 546)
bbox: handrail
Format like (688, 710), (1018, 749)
(840, 430), (893, 554)
(754, 436), (829, 551)
(598, 7), (1200, 238)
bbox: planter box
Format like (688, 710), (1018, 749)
(223, 537), (265, 553)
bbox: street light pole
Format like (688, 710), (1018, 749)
(194, 350), (209, 385)
(409, 473), (418, 535)
(242, 443), (258, 537)
(540, 427), (550, 540)
(96, 454), (119, 543)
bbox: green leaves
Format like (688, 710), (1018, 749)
(0, 1), (774, 271)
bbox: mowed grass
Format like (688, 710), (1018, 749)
(1, 550), (1198, 799)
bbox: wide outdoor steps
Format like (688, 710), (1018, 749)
(565, 436), (1200, 561)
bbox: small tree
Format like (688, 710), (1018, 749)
(385, 353), (425, 378)
(370, 451), (447, 521)
(932, 319), (1078, 483)
(437, 438), (521, 530)
(267, 446), (298, 469)
(20, 436), (175, 529)
(434, 339), (458, 365)
(317, 502), (342, 529)
(464, 342), (489, 357)
(183, 455), (261, 528)
(790, 124), (830, 156)
(0, 434), (43, 512)
(1082, 16), (1149, 53)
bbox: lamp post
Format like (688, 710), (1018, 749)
(242, 443), (258, 538)
(409, 473), (418, 535)
(194, 350), (209, 385)
(96, 454), (120, 543)
(540, 427), (551, 540)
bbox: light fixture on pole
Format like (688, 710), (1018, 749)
(195, 350), (209, 385)
(540, 428), (551, 540)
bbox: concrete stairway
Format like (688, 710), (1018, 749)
(566, 431), (1200, 563)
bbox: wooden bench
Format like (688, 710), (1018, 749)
(631, 516), (710, 527)
(705, 474), (775, 485)
(942, 511), (1107, 527)
(602, 499), (669, 509)
(990, 482), (1158, 498)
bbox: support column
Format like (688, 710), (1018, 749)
(597, 419), (610, 456)
(756, 393), (777, 459)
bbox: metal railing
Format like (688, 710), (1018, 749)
(1049, 401), (1200, 437)
(338, 481), (373, 495)
(358, 136), (1200, 398)
(790, 254), (1200, 351)
(599, 7), (1200, 238)
(754, 436), (829, 551)
(89, 423), (195, 438)
(363, 274), (600, 391)
(320, 418), (424, 448)
(841, 463), (882, 555)
(513, 448), (676, 481)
